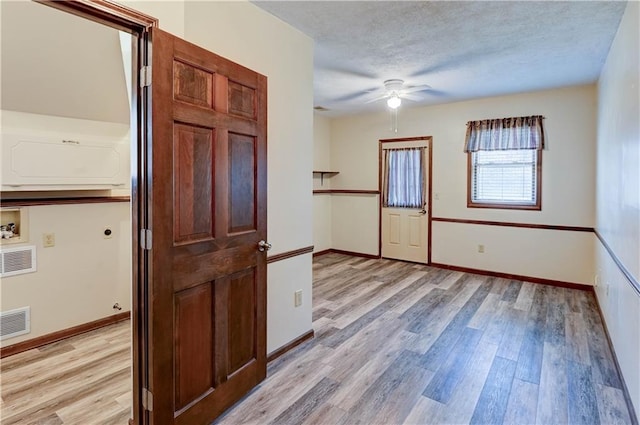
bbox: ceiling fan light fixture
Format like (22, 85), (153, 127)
(387, 95), (401, 109)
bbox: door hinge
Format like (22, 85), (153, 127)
(140, 229), (152, 250)
(142, 388), (154, 411)
(140, 66), (151, 88)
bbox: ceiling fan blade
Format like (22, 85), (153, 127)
(424, 89), (449, 97)
(402, 84), (432, 94)
(333, 90), (376, 102)
(364, 94), (390, 104)
(402, 93), (424, 102)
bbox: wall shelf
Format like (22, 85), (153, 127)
(313, 170), (339, 186)
(0, 207), (29, 245)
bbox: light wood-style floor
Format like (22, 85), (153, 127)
(216, 254), (633, 425)
(0, 320), (131, 424)
(1, 253), (634, 424)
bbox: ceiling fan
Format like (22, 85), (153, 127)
(365, 79), (431, 109)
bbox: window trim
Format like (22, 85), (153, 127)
(466, 149), (542, 210)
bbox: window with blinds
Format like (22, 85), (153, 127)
(470, 149), (539, 208)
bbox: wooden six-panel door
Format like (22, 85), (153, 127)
(146, 28), (267, 425)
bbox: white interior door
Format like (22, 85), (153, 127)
(381, 140), (429, 264)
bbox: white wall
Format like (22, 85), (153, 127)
(596, 0), (640, 417)
(0, 202), (131, 347)
(326, 85), (597, 284)
(184, 1), (314, 354)
(313, 113), (333, 253)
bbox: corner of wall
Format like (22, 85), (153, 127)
(313, 113), (333, 253)
(594, 0), (640, 419)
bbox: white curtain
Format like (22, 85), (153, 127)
(464, 115), (545, 152)
(383, 147), (425, 208)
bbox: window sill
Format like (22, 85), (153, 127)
(467, 202), (541, 211)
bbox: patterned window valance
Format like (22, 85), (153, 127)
(464, 115), (545, 152)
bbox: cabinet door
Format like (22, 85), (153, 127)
(1, 134), (129, 190)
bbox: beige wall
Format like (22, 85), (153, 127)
(1, 111), (130, 144)
(0, 203), (131, 347)
(184, 1), (314, 354)
(323, 85), (597, 284)
(0, 110), (132, 348)
(313, 114), (333, 253)
(596, 0), (640, 417)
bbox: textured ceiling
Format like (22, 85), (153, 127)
(252, 1), (627, 116)
(1, 1), (129, 124)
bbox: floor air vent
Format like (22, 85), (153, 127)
(1, 307), (30, 340)
(1, 245), (36, 277)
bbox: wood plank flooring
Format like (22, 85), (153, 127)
(0, 253), (633, 424)
(0, 320), (131, 424)
(216, 254), (633, 425)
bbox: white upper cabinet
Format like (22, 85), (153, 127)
(2, 133), (129, 191)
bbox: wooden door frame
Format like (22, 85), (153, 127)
(378, 136), (433, 264)
(31, 2), (157, 424)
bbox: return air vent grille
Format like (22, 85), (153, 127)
(1, 307), (30, 340)
(0, 245), (37, 277)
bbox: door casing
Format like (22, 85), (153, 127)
(31, 1), (156, 424)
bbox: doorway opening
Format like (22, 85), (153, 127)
(0, 1), (156, 424)
(378, 137), (433, 264)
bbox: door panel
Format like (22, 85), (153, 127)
(174, 283), (213, 411)
(173, 124), (214, 243)
(147, 28), (267, 425)
(409, 215), (421, 247)
(228, 269), (256, 374)
(228, 80), (257, 119)
(389, 214), (401, 245)
(173, 60), (213, 108)
(228, 132), (256, 234)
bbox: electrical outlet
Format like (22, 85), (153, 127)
(294, 290), (302, 307)
(43, 233), (55, 248)
(477, 244), (485, 253)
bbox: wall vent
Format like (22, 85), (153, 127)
(1, 307), (30, 340)
(0, 245), (36, 277)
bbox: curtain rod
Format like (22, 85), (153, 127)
(381, 146), (427, 151)
(467, 115), (546, 124)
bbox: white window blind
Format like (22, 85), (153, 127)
(471, 150), (537, 204)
